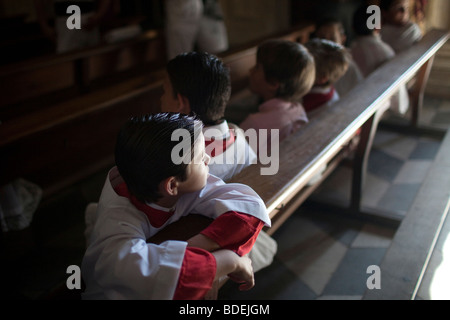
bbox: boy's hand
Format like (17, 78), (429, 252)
(228, 255), (255, 291)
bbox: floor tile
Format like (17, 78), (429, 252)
(322, 248), (387, 296)
(299, 209), (362, 247)
(367, 149), (405, 182)
(219, 259), (317, 300)
(361, 173), (391, 208)
(274, 214), (348, 295)
(409, 139), (442, 160)
(351, 224), (395, 248)
(437, 100), (450, 113)
(393, 160), (432, 184)
(296, 240), (348, 295)
(431, 111), (450, 127)
(317, 295), (362, 300)
(376, 183), (422, 215)
(372, 132), (418, 161)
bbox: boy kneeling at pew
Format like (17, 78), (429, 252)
(160, 52), (277, 276)
(82, 113), (271, 300)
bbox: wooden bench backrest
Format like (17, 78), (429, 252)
(0, 30), (166, 117)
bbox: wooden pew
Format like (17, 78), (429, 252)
(0, 22), (314, 124)
(0, 76), (164, 193)
(227, 29), (450, 235)
(0, 29), (166, 123)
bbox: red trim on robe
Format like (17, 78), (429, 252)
(303, 87), (336, 112)
(114, 182), (175, 228)
(173, 247), (216, 300)
(204, 129), (236, 157)
(200, 212), (264, 257)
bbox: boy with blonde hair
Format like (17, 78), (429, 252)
(314, 17), (364, 96)
(239, 39), (315, 149)
(303, 38), (350, 113)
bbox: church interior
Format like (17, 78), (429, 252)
(0, 0), (449, 301)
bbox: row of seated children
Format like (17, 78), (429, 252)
(82, 52), (278, 300)
(82, 37), (348, 299)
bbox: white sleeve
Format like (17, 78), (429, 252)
(82, 208), (188, 300)
(185, 175), (271, 227)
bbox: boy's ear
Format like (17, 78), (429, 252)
(267, 79), (280, 94)
(160, 176), (180, 197)
(177, 93), (192, 114)
(316, 76), (329, 86)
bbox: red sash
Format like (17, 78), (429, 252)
(303, 87), (336, 112)
(204, 129), (236, 157)
(114, 182), (175, 228)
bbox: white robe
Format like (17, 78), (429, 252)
(81, 168), (269, 300)
(165, 0), (228, 60)
(381, 22), (423, 54)
(351, 34), (395, 78)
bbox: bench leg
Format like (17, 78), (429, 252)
(410, 55), (435, 128)
(304, 108), (403, 228)
(379, 55), (446, 138)
(351, 114), (378, 213)
(349, 109), (404, 227)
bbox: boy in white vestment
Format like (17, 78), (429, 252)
(161, 51), (257, 182)
(81, 113), (270, 300)
(165, 0), (228, 60)
(380, 0), (423, 54)
(351, 4), (410, 115)
(314, 18), (364, 97)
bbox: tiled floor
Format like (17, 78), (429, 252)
(1, 96), (449, 300)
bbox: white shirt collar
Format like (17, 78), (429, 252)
(203, 120), (230, 140)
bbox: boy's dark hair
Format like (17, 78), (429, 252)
(305, 38), (350, 86)
(166, 52), (231, 126)
(316, 17), (345, 36)
(257, 39), (315, 102)
(379, 0), (398, 11)
(115, 112), (203, 203)
(353, 5), (376, 36)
